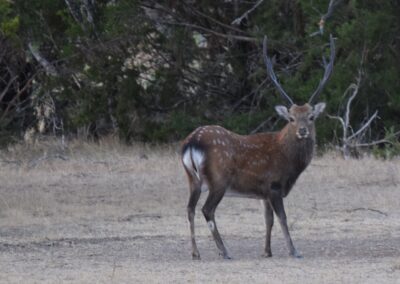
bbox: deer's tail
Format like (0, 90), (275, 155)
(182, 145), (204, 182)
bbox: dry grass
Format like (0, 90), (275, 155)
(0, 138), (400, 283)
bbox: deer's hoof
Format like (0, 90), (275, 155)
(262, 251), (273, 258)
(220, 252), (232, 260)
(290, 251), (303, 259)
(192, 253), (201, 260)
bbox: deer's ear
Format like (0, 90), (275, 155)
(312, 102), (326, 118)
(275, 105), (290, 121)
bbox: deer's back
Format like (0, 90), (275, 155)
(182, 125), (290, 198)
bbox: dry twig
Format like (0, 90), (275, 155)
(346, 207), (388, 217)
(310, 0), (342, 37)
(231, 0), (264, 26)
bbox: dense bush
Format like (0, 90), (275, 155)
(0, 1), (399, 153)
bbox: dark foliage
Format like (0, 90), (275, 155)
(0, 0), (399, 152)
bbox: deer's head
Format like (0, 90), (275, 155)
(263, 35), (335, 140)
(275, 103), (326, 139)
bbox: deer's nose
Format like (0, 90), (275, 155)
(298, 127), (309, 138)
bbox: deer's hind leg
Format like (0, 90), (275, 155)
(187, 175), (202, 260)
(202, 188), (231, 259)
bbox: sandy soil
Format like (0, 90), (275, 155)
(0, 140), (400, 283)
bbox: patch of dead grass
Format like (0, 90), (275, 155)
(0, 138), (182, 226)
(1, 138), (399, 227)
(0, 138), (400, 282)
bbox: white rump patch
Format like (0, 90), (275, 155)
(182, 148), (205, 180)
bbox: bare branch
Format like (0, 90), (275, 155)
(343, 56), (364, 137)
(326, 114), (345, 132)
(250, 117), (272, 134)
(344, 83), (358, 133)
(233, 77), (268, 111)
(163, 22), (257, 42)
(188, 6), (248, 35)
(310, 0), (342, 37)
(64, 0), (86, 31)
(28, 43), (58, 76)
(353, 140), (392, 147)
(325, 65), (387, 158)
(0, 73), (35, 123)
(82, 0), (94, 24)
(231, 0), (264, 26)
(0, 75), (18, 102)
(353, 130), (400, 147)
(347, 110), (378, 141)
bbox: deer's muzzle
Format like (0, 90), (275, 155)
(297, 127), (309, 139)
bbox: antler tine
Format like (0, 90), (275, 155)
(263, 36), (294, 106)
(308, 34), (336, 104)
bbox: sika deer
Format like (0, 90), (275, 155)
(181, 35), (335, 260)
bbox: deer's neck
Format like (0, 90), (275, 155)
(278, 125), (315, 173)
(270, 126), (315, 197)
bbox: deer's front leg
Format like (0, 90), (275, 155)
(262, 199), (274, 257)
(269, 194), (302, 258)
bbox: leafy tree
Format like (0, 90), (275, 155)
(0, 0), (398, 151)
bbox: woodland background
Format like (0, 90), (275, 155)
(1, 0), (399, 156)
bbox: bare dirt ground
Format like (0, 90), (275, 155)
(0, 140), (400, 283)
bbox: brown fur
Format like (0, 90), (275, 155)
(181, 103), (325, 260)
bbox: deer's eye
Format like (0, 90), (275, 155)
(289, 116), (295, 122)
(309, 115), (315, 121)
